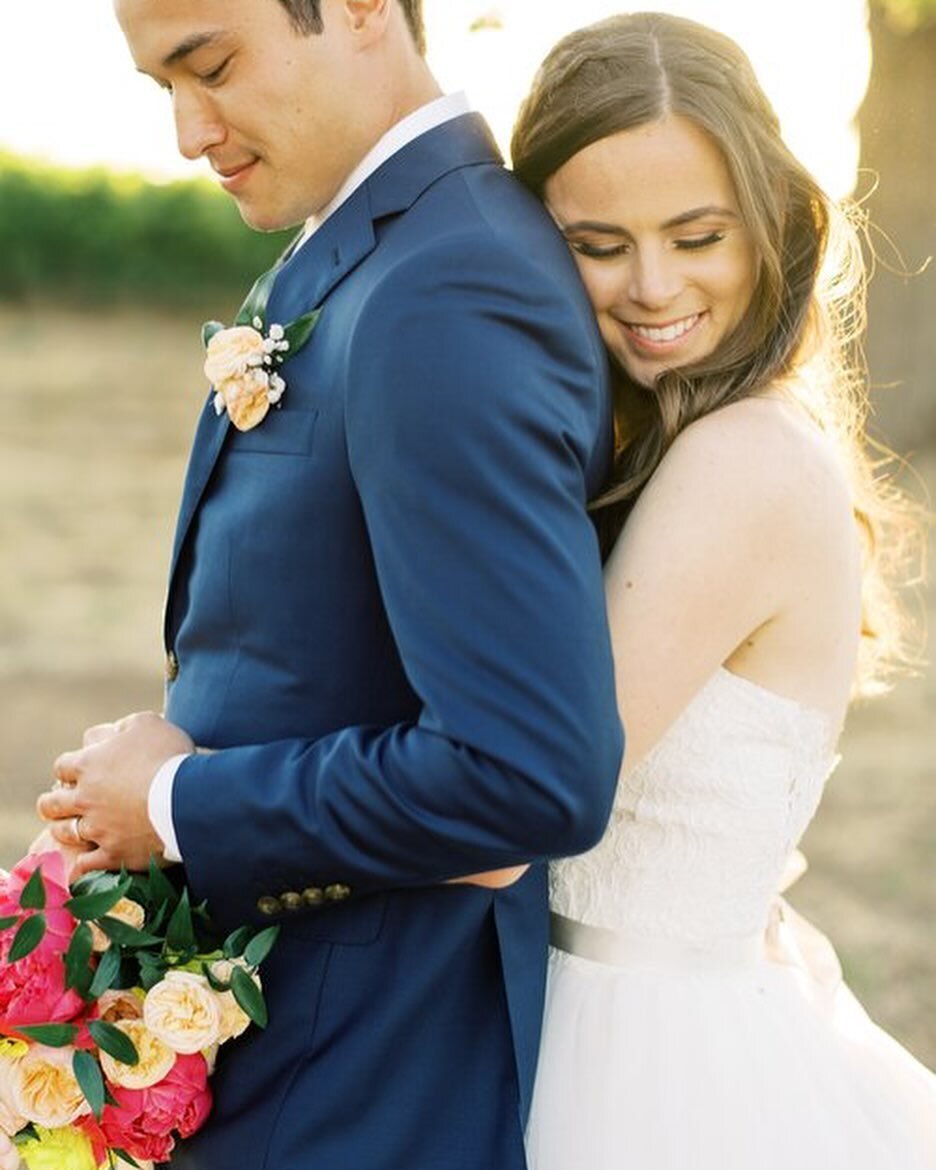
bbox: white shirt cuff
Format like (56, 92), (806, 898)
(148, 753), (189, 864)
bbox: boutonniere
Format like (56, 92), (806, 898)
(202, 267), (321, 432)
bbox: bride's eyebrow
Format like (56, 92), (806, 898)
(555, 206), (741, 236)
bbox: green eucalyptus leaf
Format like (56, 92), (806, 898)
(16, 1023), (78, 1047)
(166, 889), (195, 953)
(88, 1019), (139, 1066)
(8, 913), (46, 963)
(243, 925), (279, 969)
(65, 875), (132, 921)
(146, 857), (180, 910)
(98, 917), (162, 949)
(88, 944), (123, 1000)
(202, 963), (230, 993)
(73, 1049), (106, 1119)
(202, 320), (226, 348)
(222, 925), (252, 960)
(13, 1123), (39, 1146)
(64, 922), (95, 997)
(19, 866), (46, 911)
(231, 966), (267, 1029)
(111, 1150), (141, 1169)
(0, 915), (18, 932)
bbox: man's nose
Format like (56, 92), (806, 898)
(173, 89), (225, 161)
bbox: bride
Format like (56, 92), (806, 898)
(498, 12), (932, 1169)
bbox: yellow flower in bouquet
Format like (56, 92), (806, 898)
(17, 1124), (97, 1170)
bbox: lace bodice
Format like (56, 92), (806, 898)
(550, 668), (840, 944)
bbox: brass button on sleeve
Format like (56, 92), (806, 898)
(280, 891), (304, 912)
(256, 896), (282, 916)
(302, 887), (325, 907)
(324, 883), (352, 902)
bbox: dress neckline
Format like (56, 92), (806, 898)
(715, 666), (837, 733)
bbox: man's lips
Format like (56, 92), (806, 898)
(213, 159), (258, 192)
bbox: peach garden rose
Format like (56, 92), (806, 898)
(143, 972), (222, 1055)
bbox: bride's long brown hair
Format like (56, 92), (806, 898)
(511, 11), (923, 694)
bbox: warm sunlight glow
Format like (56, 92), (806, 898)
(0, 0), (869, 198)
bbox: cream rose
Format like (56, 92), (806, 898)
(0, 1046), (26, 1136)
(89, 898), (146, 953)
(143, 971), (222, 1055)
(96, 988), (145, 1024)
(216, 367), (273, 432)
(98, 1019), (176, 1090)
(10, 1045), (90, 1130)
(0, 1131), (19, 1170)
(207, 960), (258, 1044)
(204, 326), (266, 385)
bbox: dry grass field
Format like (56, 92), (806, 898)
(0, 303), (933, 1066)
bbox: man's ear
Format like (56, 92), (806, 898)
(343, 0), (391, 44)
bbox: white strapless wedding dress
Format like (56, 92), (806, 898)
(526, 667), (936, 1169)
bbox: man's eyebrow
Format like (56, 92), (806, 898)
(161, 30), (226, 69)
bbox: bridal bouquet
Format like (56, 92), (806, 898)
(0, 851), (277, 1170)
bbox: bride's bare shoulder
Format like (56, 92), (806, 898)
(643, 394), (855, 535)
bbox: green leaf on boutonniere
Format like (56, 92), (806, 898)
(231, 965), (268, 1028)
(64, 922), (95, 996)
(244, 925), (280, 968)
(65, 875), (133, 921)
(166, 888), (196, 954)
(88, 1019), (139, 1066)
(19, 866), (46, 911)
(234, 266), (278, 328)
(17, 1023), (78, 1047)
(283, 308), (322, 355)
(88, 943), (122, 1000)
(202, 320), (227, 348)
(73, 1049), (106, 1119)
(8, 913), (46, 962)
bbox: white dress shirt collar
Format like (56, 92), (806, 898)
(295, 91), (472, 252)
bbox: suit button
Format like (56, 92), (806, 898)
(302, 887), (325, 907)
(256, 896), (282, 916)
(280, 891), (303, 912)
(165, 650), (179, 682)
(324, 883), (352, 902)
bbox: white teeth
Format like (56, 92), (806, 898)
(628, 314), (700, 342)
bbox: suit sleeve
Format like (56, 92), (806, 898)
(171, 233), (623, 925)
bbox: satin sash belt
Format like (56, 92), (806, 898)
(549, 913), (765, 970)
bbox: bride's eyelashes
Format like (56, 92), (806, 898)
(568, 232), (728, 260)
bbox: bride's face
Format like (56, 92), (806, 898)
(544, 114), (759, 388)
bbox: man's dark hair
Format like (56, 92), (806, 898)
(277, 0), (426, 54)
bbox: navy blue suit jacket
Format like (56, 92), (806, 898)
(163, 114), (622, 1170)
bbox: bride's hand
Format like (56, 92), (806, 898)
(447, 865), (530, 889)
(27, 825), (94, 884)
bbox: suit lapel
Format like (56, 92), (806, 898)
(165, 112), (502, 641)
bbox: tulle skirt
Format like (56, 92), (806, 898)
(526, 940), (936, 1170)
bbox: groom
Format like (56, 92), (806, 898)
(38, 1), (622, 1165)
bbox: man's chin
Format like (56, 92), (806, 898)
(235, 200), (303, 235)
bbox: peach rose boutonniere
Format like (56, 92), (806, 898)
(202, 266), (321, 432)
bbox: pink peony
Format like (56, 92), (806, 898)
(96, 1052), (212, 1162)
(0, 855), (84, 1030)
